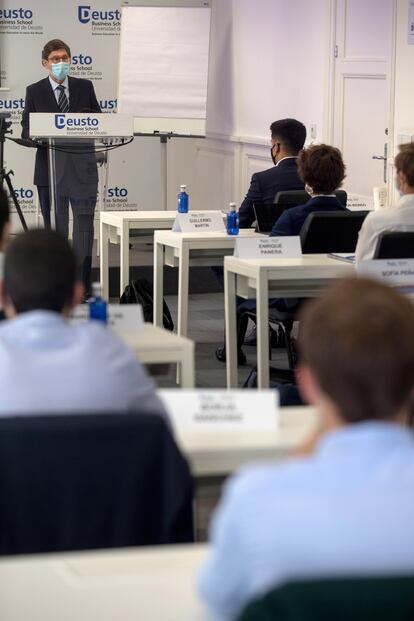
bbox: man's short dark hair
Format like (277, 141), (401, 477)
(42, 39), (71, 61)
(299, 277), (414, 423)
(270, 119), (307, 155)
(4, 229), (77, 314)
(297, 143), (346, 194)
(0, 187), (10, 239)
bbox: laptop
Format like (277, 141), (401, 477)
(253, 203), (288, 234)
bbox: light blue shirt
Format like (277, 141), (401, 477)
(0, 311), (167, 418)
(198, 422), (414, 620)
(49, 75), (69, 105)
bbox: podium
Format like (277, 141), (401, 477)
(29, 112), (134, 227)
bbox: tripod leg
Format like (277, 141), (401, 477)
(2, 172), (28, 231)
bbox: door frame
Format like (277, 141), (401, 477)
(324, 0), (398, 202)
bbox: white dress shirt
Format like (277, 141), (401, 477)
(355, 193), (414, 264)
(198, 422), (414, 620)
(0, 310), (167, 418)
(49, 75), (69, 105)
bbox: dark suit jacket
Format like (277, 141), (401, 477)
(21, 76), (101, 187)
(238, 158), (304, 229)
(270, 195), (347, 237)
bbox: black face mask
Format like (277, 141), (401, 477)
(270, 145), (277, 165)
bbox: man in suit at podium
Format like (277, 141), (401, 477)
(21, 39), (101, 294)
(238, 118), (307, 228)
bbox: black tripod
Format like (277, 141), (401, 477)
(0, 114), (28, 231)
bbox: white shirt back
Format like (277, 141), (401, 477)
(0, 311), (166, 418)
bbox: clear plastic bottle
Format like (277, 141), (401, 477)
(88, 282), (108, 324)
(226, 202), (239, 235)
(177, 184), (189, 213)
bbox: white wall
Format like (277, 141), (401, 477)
(191, 0), (331, 211)
(393, 0), (414, 144)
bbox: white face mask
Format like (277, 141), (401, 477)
(305, 183), (314, 197)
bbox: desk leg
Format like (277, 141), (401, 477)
(256, 272), (270, 389)
(119, 220), (130, 296)
(100, 220), (109, 300)
(225, 267), (238, 389)
(180, 342), (195, 388)
(153, 240), (164, 327)
(177, 244), (189, 337)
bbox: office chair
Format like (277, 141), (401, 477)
(274, 189), (347, 209)
(254, 190), (348, 235)
(238, 576), (414, 621)
(0, 412), (193, 555)
(373, 231), (414, 259)
(300, 210), (368, 253)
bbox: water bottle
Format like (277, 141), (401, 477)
(177, 184), (189, 213)
(88, 282), (108, 324)
(226, 202), (239, 235)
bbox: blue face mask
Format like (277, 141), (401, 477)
(51, 62), (70, 81)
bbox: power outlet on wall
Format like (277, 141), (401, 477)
(310, 123), (317, 140)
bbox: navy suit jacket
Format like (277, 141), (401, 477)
(270, 195), (348, 237)
(21, 76), (101, 186)
(238, 158), (304, 229)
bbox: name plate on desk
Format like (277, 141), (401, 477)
(234, 236), (302, 259)
(357, 259), (414, 285)
(70, 304), (144, 333)
(172, 212), (226, 233)
(158, 389), (279, 431)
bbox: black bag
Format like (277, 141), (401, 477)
(120, 278), (174, 331)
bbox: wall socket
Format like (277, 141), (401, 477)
(310, 123), (317, 140)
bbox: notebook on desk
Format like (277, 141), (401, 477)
(328, 253), (356, 263)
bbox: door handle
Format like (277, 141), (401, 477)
(372, 144), (388, 183)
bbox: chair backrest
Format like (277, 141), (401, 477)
(274, 189), (348, 209)
(0, 412), (193, 555)
(238, 576), (414, 621)
(254, 190), (348, 234)
(373, 231), (414, 259)
(300, 210), (368, 253)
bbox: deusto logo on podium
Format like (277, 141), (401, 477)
(54, 114), (100, 130)
(77, 5), (121, 35)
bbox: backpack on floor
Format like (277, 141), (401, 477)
(120, 278), (174, 332)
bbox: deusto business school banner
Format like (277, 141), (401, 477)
(0, 1), (144, 228)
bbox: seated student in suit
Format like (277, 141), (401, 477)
(217, 144), (347, 365)
(355, 142), (414, 264)
(0, 187), (11, 280)
(0, 229), (167, 418)
(270, 143), (347, 236)
(238, 118), (307, 229)
(199, 277), (414, 620)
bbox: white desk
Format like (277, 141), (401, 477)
(224, 255), (354, 389)
(124, 323), (195, 388)
(175, 405), (318, 477)
(99, 211), (224, 299)
(100, 211), (176, 299)
(153, 230), (259, 338)
(0, 544), (208, 621)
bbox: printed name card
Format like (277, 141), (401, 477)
(234, 236), (302, 259)
(357, 259), (414, 286)
(70, 304), (144, 333)
(172, 211), (226, 233)
(158, 389), (279, 431)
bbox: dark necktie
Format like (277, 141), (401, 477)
(57, 84), (69, 113)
